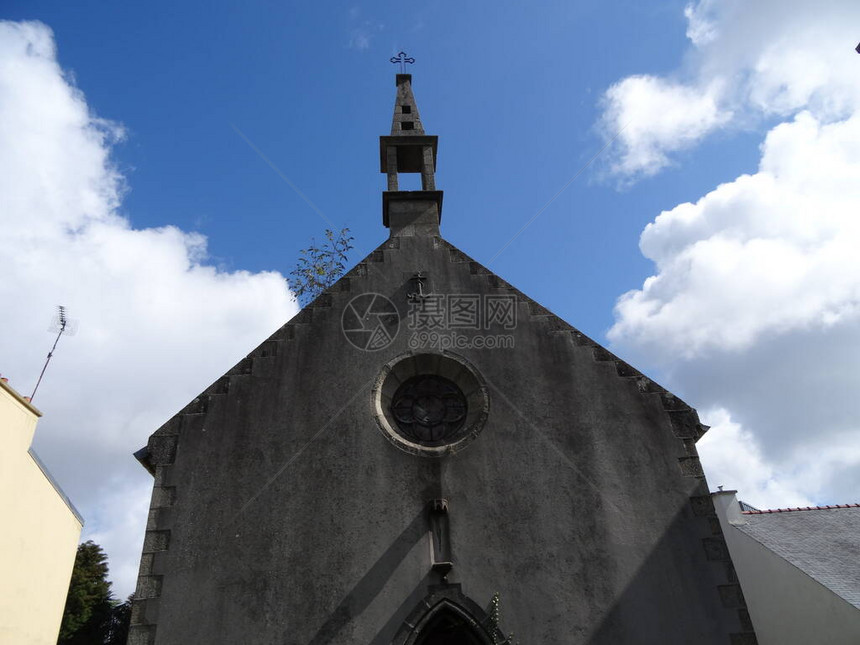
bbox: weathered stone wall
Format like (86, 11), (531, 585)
(129, 229), (751, 644)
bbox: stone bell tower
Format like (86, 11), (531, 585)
(380, 73), (443, 236)
(128, 72), (756, 644)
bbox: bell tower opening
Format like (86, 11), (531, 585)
(379, 72), (444, 231)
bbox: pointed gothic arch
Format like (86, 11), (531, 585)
(412, 602), (491, 645)
(391, 585), (503, 645)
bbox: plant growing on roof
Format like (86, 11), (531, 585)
(287, 227), (354, 306)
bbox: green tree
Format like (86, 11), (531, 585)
(59, 541), (112, 643)
(288, 227), (354, 305)
(58, 541), (132, 645)
(105, 595), (133, 645)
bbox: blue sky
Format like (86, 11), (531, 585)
(2, 1), (859, 597)
(5, 0), (758, 337)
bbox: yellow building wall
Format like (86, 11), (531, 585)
(0, 379), (83, 645)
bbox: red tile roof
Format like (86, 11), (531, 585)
(742, 503), (860, 515)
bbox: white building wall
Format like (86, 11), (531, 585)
(713, 491), (860, 645)
(0, 379), (83, 645)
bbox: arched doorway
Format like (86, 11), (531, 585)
(414, 608), (488, 645)
(391, 584), (502, 645)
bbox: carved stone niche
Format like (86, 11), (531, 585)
(372, 351), (489, 457)
(429, 498), (452, 576)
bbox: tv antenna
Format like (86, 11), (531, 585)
(31, 305), (77, 402)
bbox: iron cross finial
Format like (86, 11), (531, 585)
(390, 51), (415, 73)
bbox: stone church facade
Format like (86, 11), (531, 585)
(128, 74), (757, 644)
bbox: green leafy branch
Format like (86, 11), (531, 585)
(287, 228), (354, 306)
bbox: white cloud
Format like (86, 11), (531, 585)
(599, 76), (729, 178)
(599, 0), (860, 179)
(0, 21), (299, 597)
(698, 407), (860, 510)
(611, 111), (860, 357)
(696, 408), (814, 509)
(347, 8), (383, 51)
(85, 480), (154, 600)
(606, 2), (860, 507)
(683, 2), (717, 47)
